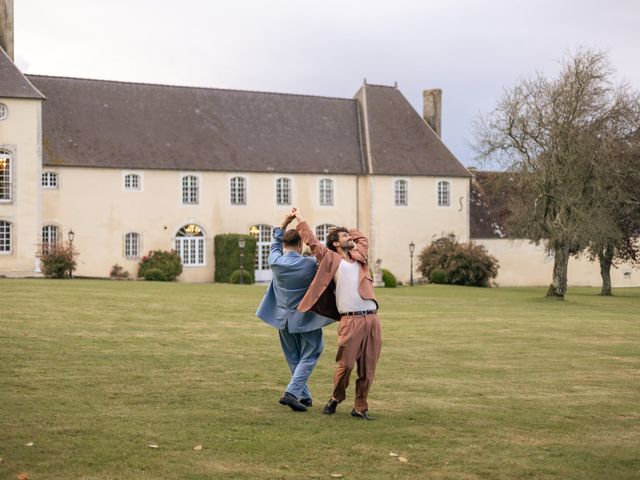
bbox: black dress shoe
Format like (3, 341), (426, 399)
(300, 398), (312, 407)
(279, 392), (307, 412)
(351, 409), (375, 420)
(323, 398), (338, 415)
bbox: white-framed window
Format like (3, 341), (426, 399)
(0, 103), (8, 121)
(182, 175), (199, 204)
(276, 177), (291, 206)
(250, 224), (273, 273)
(315, 223), (337, 243)
(41, 225), (59, 254)
(175, 224), (205, 266)
(41, 171), (59, 189)
(124, 232), (140, 259)
(438, 180), (450, 207)
(0, 150), (11, 202)
(394, 179), (408, 206)
(231, 176), (246, 205)
(0, 220), (11, 253)
(124, 173), (141, 191)
(319, 178), (334, 206)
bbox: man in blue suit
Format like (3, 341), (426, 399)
(256, 211), (335, 412)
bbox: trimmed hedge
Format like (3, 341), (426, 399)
(381, 268), (397, 288)
(230, 269), (254, 284)
(214, 234), (257, 283)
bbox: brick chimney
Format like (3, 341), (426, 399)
(423, 89), (442, 137)
(0, 0), (14, 60)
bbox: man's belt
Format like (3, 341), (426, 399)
(340, 310), (377, 316)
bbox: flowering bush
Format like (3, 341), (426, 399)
(40, 244), (78, 279)
(138, 250), (183, 281)
(418, 234), (499, 287)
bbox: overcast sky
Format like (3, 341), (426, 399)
(14, 0), (640, 169)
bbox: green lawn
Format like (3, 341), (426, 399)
(1, 279), (639, 480)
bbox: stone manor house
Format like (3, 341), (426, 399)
(1, 3), (638, 287)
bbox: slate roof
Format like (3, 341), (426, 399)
(470, 170), (515, 238)
(28, 75), (365, 174)
(0, 47), (44, 100)
(357, 83), (470, 177)
(26, 75), (470, 177)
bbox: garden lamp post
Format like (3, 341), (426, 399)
(409, 241), (415, 286)
(68, 229), (75, 279)
(238, 236), (246, 285)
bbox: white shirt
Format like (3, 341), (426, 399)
(335, 259), (377, 314)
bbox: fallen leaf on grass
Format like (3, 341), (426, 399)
(17, 473), (31, 480)
(330, 474), (344, 478)
(389, 452), (399, 457)
(25, 442), (33, 447)
(0, 457), (3, 464)
(148, 443), (159, 449)
(398, 457), (408, 463)
(193, 445), (203, 451)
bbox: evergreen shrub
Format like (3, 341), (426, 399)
(214, 234), (257, 283)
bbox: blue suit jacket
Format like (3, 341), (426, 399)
(256, 227), (335, 333)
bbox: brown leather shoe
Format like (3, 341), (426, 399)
(351, 409), (375, 420)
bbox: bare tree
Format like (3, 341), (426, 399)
(474, 48), (638, 299)
(585, 123), (640, 295)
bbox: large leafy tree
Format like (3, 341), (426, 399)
(474, 49), (640, 299)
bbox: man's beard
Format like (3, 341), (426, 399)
(341, 241), (355, 252)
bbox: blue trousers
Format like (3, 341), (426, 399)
(278, 326), (324, 400)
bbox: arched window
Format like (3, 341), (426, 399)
(0, 220), (11, 253)
(276, 177), (291, 206)
(0, 150), (11, 201)
(394, 179), (408, 206)
(438, 180), (450, 207)
(315, 223), (337, 243)
(175, 224), (205, 266)
(182, 175), (199, 204)
(42, 225), (59, 254)
(230, 176), (246, 205)
(319, 178), (334, 206)
(124, 232), (140, 259)
(42, 171), (59, 189)
(124, 173), (140, 190)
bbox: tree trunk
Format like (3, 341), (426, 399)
(546, 243), (570, 299)
(598, 245), (614, 296)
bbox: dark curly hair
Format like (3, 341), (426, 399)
(326, 227), (349, 252)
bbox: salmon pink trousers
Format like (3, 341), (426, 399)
(332, 312), (382, 412)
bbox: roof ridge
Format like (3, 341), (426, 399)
(25, 73), (357, 103)
(364, 82), (397, 89)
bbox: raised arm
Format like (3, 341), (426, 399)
(348, 227), (369, 264)
(267, 227), (284, 266)
(268, 211), (296, 266)
(294, 210), (328, 262)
